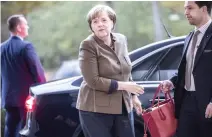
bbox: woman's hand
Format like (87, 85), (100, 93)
(132, 95), (143, 115)
(118, 82), (144, 96)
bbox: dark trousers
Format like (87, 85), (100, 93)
(177, 91), (212, 137)
(4, 106), (26, 137)
(79, 110), (135, 137)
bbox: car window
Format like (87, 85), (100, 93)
(148, 44), (184, 81)
(131, 49), (167, 81)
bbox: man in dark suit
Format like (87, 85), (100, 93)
(1, 14), (46, 137)
(161, 1), (212, 137)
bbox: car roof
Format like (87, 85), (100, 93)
(129, 36), (186, 62)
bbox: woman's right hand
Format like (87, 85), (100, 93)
(118, 82), (144, 96)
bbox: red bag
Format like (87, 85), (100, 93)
(142, 85), (177, 137)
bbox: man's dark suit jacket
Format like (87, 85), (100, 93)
(171, 22), (212, 119)
(1, 36), (46, 108)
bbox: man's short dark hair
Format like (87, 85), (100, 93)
(7, 14), (24, 32)
(195, 1), (212, 15)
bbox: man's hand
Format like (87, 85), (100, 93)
(160, 80), (174, 93)
(132, 95), (143, 115)
(205, 103), (212, 118)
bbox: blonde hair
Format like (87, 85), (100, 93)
(86, 4), (116, 31)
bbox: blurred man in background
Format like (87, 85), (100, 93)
(1, 14), (46, 137)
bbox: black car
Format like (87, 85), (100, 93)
(52, 60), (81, 80)
(20, 36), (186, 137)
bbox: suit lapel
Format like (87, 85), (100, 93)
(193, 22), (212, 70)
(92, 33), (120, 60)
(182, 31), (193, 58)
(114, 39), (122, 56)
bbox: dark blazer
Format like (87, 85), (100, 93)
(1, 36), (46, 108)
(76, 33), (133, 114)
(171, 22), (212, 119)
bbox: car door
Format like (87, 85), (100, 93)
(131, 42), (184, 108)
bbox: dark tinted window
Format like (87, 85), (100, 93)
(131, 49), (167, 81)
(160, 45), (183, 70)
(148, 45), (183, 81)
(132, 44), (183, 81)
